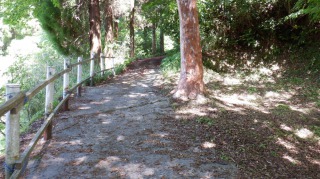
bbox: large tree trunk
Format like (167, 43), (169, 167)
(129, 7), (135, 58)
(160, 28), (164, 54)
(174, 0), (205, 100)
(89, 0), (102, 57)
(152, 22), (157, 55)
(104, 0), (114, 57)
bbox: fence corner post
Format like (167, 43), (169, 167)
(90, 52), (95, 86)
(77, 56), (83, 97)
(63, 58), (70, 111)
(100, 53), (105, 77)
(5, 84), (21, 179)
(44, 66), (55, 140)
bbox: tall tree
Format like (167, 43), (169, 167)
(129, 5), (135, 58)
(89, 0), (102, 57)
(152, 22), (157, 55)
(159, 28), (164, 54)
(173, 0), (205, 100)
(104, 0), (114, 57)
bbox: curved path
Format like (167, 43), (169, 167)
(24, 58), (237, 178)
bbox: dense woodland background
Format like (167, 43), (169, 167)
(0, 0), (319, 177)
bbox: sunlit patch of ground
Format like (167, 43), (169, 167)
(159, 63), (320, 178)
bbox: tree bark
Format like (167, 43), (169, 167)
(160, 28), (164, 54)
(174, 0), (205, 100)
(152, 22), (157, 55)
(143, 27), (149, 54)
(129, 7), (135, 58)
(114, 17), (119, 39)
(104, 0), (114, 57)
(89, 0), (102, 57)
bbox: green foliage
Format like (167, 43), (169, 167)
(91, 72), (110, 85)
(142, 0), (179, 42)
(35, 0), (88, 56)
(311, 126), (320, 137)
(135, 27), (169, 58)
(247, 87), (258, 94)
(160, 50), (181, 75)
(3, 55), (48, 130)
(0, 86), (4, 104)
(220, 154), (230, 161)
(1, 0), (89, 56)
(272, 104), (292, 116)
(0, 135), (4, 154)
(290, 0), (320, 22)
(198, 0), (320, 50)
(1, 0), (34, 27)
(115, 58), (135, 74)
(196, 116), (215, 126)
(135, 28), (153, 58)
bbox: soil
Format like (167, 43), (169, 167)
(1, 56), (319, 178)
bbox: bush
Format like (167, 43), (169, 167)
(160, 50), (180, 75)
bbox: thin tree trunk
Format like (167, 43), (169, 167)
(89, 0), (102, 57)
(160, 28), (164, 54)
(143, 27), (149, 54)
(152, 22), (157, 55)
(174, 0), (205, 100)
(114, 16), (119, 39)
(129, 7), (135, 58)
(104, 0), (114, 57)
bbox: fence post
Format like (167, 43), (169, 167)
(63, 58), (70, 111)
(100, 53), (105, 76)
(5, 84), (21, 179)
(44, 66), (55, 140)
(112, 57), (115, 76)
(90, 52), (95, 86)
(77, 57), (82, 97)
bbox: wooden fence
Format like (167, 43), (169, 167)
(0, 53), (116, 179)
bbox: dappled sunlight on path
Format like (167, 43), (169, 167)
(23, 58), (237, 178)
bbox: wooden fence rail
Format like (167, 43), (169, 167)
(0, 55), (117, 179)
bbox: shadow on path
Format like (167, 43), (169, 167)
(23, 57), (238, 178)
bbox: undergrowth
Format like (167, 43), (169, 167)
(160, 49), (180, 76)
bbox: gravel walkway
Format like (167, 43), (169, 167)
(23, 58), (237, 179)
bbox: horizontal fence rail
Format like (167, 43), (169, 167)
(0, 54), (118, 179)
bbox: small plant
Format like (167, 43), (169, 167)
(272, 104), (292, 116)
(275, 104), (291, 111)
(270, 151), (278, 157)
(247, 86), (258, 94)
(115, 64), (126, 74)
(196, 116), (215, 126)
(171, 102), (179, 110)
(289, 77), (304, 85)
(259, 143), (266, 149)
(220, 153), (230, 161)
(160, 50), (181, 75)
(311, 126), (320, 137)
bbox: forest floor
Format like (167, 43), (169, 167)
(161, 59), (320, 178)
(0, 56), (319, 178)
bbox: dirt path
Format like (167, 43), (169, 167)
(23, 58), (237, 178)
